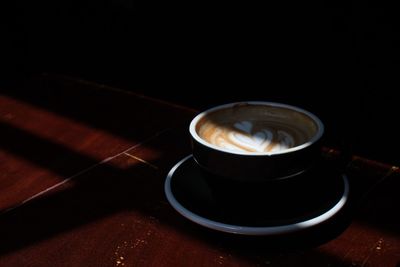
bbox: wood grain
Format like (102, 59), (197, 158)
(0, 74), (399, 267)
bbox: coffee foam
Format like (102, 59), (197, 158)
(196, 104), (318, 153)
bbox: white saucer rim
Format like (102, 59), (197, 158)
(164, 155), (350, 236)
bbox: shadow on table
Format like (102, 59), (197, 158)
(0, 76), (399, 266)
(0, 120), (351, 266)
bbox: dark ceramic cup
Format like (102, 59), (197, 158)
(189, 102), (324, 182)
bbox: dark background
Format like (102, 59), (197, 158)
(2, 0), (399, 164)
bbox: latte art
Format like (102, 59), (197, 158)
(199, 120), (308, 153)
(195, 104), (318, 154)
(190, 102), (324, 181)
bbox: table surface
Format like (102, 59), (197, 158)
(0, 74), (399, 267)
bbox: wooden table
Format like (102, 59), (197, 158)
(1, 74), (399, 267)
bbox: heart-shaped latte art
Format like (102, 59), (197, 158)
(229, 130), (273, 152)
(194, 102), (319, 154)
(198, 117), (305, 153)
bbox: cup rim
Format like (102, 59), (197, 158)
(189, 101), (324, 156)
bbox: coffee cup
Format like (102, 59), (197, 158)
(189, 102), (324, 181)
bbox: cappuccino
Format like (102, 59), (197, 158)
(196, 103), (318, 153)
(190, 102), (324, 180)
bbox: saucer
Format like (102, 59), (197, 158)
(164, 155), (349, 236)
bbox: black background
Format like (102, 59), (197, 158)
(2, 0), (399, 164)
